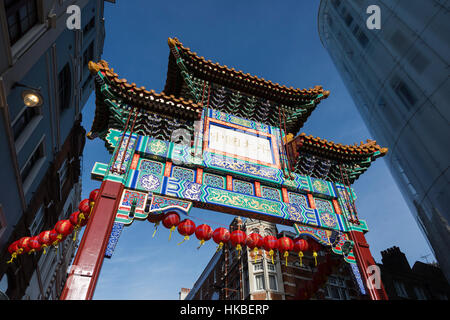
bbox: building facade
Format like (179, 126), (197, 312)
(318, 0), (450, 280)
(0, 0), (111, 299)
(184, 217), (364, 300)
(378, 246), (450, 300)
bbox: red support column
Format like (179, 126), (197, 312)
(348, 230), (389, 300)
(60, 180), (124, 300)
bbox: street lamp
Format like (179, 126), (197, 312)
(13, 83), (43, 107)
(21, 89), (43, 107)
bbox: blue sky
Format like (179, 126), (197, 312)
(78, 0), (434, 299)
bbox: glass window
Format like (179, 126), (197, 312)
(12, 107), (39, 140)
(29, 205), (44, 235)
(414, 286), (427, 300)
(254, 263), (263, 272)
(394, 280), (408, 298)
(83, 16), (95, 35)
(59, 159), (68, 188)
(267, 263), (276, 272)
(255, 274), (265, 291)
(83, 41), (94, 68)
(344, 13), (353, 26)
(392, 80), (417, 110)
(5, 0), (38, 45)
(268, 274), (277, 291)
(58, 64), (72, 111)
(21, 140), (44, 183)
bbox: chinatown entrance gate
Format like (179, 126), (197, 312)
(59, 38), (388, 300)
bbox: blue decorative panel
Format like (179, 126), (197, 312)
(172, 166), (195, 182)
(233, 179), (254, 196)
(204, 173), (225, 189)
(105, 222), (124, 258)
(261, 186), (281, 201)
(288, 192), (308, 208)
(139, 159), (164, 175)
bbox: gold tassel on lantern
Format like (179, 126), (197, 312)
(168, 226), (176, 241)
(269, 249), (274, 264)
(313, 251), (318, 266)
(216, 242), (224, 252)
(197, 239), (205, 250)
(253, 247), (259, 263)
(298, 251), (304, 266)
(236, 244), (242, 258)
(284, 251), (289, 266)
(152, 221), (160, 238)
(177, 235), (189, 246)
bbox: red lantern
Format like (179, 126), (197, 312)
(162, 212), (180, 240)
(147, 213), (164, 238)
(49, 229), (60, 247)
(78, 199), (91, 216)
(6, 240), (22, 264)
(212, 227), (230, 251)
(70, 211), (88, 227)
(177, 219), (196, 245)
(38, 230), (53, 254)
(55, 219), (74, 241)
(89, 189), (100, 203)
(195, 224), (212, 249)
(18, 237), (32, 254)
(69, 211), (88, 242)
(293, 237), (309, 266)
(28, 236), (42, 254)
(308, 239), (321, 266)
(246, 233), (263, 263)
(263, 235), (278, 264)
(278, 237), (294, 266)
(230, 230), (246, 257)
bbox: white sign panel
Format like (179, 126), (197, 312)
(208, 124), (274, 164)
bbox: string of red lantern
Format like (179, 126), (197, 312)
(150, 210), (326, 267)
(5, 189), (100, 264)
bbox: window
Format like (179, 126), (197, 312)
(5, 0), (38, 46)
(58, 64), (72, 111)
(331, 0), (341, 8)
(255, 274), (265, 291)
(58, 159), (69, 188)
(83, 16), (95, 35)
(393, 280), (408, 298)
(357, 32), (369, 47)
(414, 286), (427, 300)
(392, 80), (417, 110)
(268, 274), (277, 291)
(21, 140), (44, 183)
(29, 205), (44, 235)
(254, 263), (263, 272)
(83, 42), (94, 69)
(12, 107), (39, 141)
(344, 13), (353, 26)
(267, 263), (276, 272)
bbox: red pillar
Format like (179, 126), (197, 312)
(348, 231), (389, 300)
(60, 180), (124, 300)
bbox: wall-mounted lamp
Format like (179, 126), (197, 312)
(13, 83), (43, 107)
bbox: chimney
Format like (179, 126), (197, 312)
(381, 246), (411, 273)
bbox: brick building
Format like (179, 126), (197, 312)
(378, 246), (450, 300)
(184, 217), (364, 300)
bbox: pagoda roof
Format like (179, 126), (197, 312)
(286, 133), (388, 183)
(288, 133), (388, 162)
(163, 37), (330, 107)
(87, 60), (203, 138)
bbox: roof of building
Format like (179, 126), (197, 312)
(287, 133), (388, 162)
(163, 37), (330, 107)
(86, 60), (203, 139)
